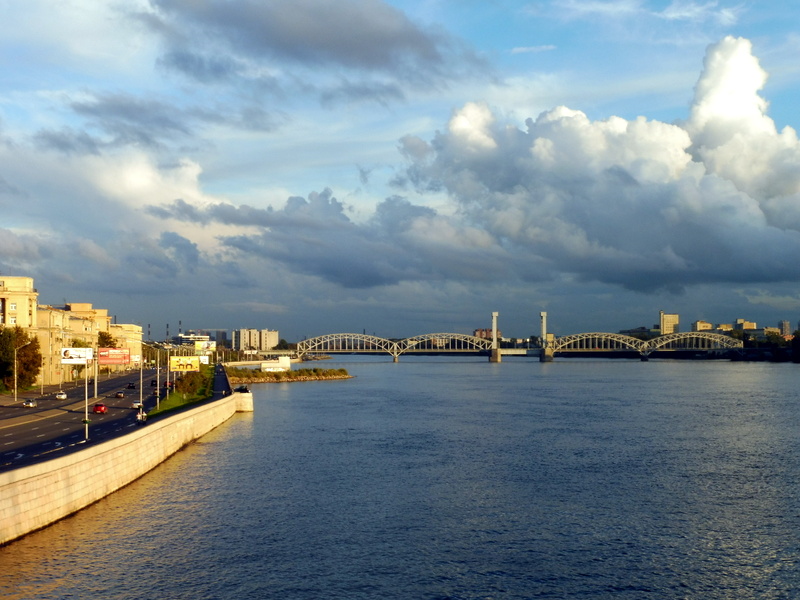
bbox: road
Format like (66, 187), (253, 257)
(0, 367), (232, 473)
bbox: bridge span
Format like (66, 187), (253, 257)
(297, 331), (743, 362)
(547, 331), (743, 359)
(297, 332), (494, 362)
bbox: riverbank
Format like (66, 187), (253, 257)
(226, 367), (352, 384)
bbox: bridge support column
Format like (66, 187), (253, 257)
(489, 311), (501, 362)
(540, 347), (554, 362)
(489, 348), (502, 363)
(393, 354), (399, 363)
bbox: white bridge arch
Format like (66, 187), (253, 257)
(551, 331), (742, 357)
(297, 332), (494, 360)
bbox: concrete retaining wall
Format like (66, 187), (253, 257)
(0, 391), (253, 546)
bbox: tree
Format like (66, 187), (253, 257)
(98, 331), (117, 348)
(0, 326), (42, 391)
(275, 338), (290, 350)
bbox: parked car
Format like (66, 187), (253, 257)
(92, 403), (107, 414)
(131, 400), (143, 410)
(22, 399), (37, 408)
(55, 391), (67, 400)
(115, 391), (124, 398)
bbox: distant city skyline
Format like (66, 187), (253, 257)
(4, 3), (800, 341)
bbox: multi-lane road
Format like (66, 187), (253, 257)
(0, 370), (165, 472)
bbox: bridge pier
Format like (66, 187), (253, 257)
(540, 347), (554, 362)
(489, 348), (502, 363)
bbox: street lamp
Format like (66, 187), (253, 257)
(13, 340), (32, 403)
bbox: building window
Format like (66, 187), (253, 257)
(9, 303), (16, 311)
(9, 317), (16, 325)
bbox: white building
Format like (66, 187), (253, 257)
(231, 329), (280, 352)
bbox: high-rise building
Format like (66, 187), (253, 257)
(231, 329), (280, 352)
(659, 311), (679, 334)
(779, 320), (792, 336)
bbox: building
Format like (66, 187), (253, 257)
(779, 320), (792, 336)
(659, 311), (680, 334)
(0, 276), (38, 328)
(231, 329), (280, 352)
(735, 318), (757, 330)
(473, 328), (501, 340)
(692, 320), (713, 332)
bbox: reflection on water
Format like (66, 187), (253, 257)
(2, 358), (800, 599)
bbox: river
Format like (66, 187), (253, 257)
(1, 356), (799, 599)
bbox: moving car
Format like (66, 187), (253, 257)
(92, 403), (107, 414)
(127, 382), (136, 389)
(131, 400), (143, 410)
(115, 391), (124, 398)
(22, 399), (37, 408)
(55, 391), (67, 400)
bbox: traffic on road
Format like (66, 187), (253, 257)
(0, 369), (166, 472)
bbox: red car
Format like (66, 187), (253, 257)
(92, 403), (108, 414)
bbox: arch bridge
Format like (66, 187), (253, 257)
(551, 331), (742, 358)
(297, 332), (494, 362)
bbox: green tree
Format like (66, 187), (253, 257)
(0, 326), (42, 391)
(98, 331), (117, 348)
(275, 338), (290, 350)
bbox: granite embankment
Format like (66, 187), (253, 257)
(0, 390), (253, 546)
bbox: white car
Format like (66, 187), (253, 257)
(55, 391), (67, 400)
(131, 400), (143, 410)
(22, 399), (37, 408)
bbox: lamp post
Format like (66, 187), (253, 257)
(13, 340), (32, 403)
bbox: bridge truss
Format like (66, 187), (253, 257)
(551, 331), (742, 357)
(297, 332), (494, 360)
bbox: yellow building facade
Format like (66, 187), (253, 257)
(1, 276), (143, 387)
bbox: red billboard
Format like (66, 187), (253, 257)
(98, 348), (130, 365)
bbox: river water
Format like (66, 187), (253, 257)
(2, 356), (800, 599)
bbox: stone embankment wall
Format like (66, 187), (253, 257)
(0, 391), (253, 546)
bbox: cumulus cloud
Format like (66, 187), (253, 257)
(140, 36), (800, 302)
(395, 36), (800, 293)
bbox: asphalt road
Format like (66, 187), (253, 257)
(0, 367), (232, 473)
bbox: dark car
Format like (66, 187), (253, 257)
(22, 399), (38, 408)
(150, 379), (157, 386)
(93, 403), (107, 414)
(127, 382), (136, 389)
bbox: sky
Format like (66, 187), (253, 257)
(3, 1), (800, 341)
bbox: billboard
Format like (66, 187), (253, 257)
(61, 347), (93, 364)
(195, 340), (216, 354)
(98, 347), (130, 365)
(169, 356), (200, 372)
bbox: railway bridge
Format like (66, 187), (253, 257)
(297, 330), (743, 362)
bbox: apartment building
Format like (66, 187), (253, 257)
(231, 328), (280, 352)
(0, 274), (143, 386)
(659, 311), (680, 334)
(0, 276), (38, 328)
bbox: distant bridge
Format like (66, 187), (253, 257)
(297, 331), (743, 362)
(550, 331), (743, 358)
(297, 333), (493, 361)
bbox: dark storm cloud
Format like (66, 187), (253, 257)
(143, 0), (488, 96)
(69, 93), (193, 148)
(33, 128), (102, 156)
(159, 231), (200, 273)
(147, 189), (512, 288)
